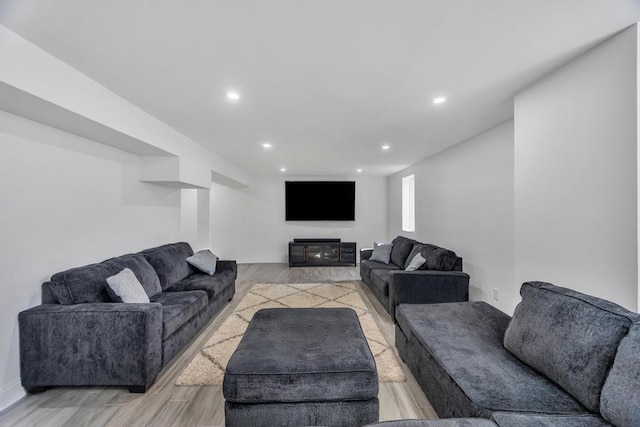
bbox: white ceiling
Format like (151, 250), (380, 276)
(1, 1), (639, 177)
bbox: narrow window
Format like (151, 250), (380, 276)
(402, 174), (415, 232)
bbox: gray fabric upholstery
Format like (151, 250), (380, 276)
(106, 268), (150, 303)
(361, 260), (400, 282)
(491, 412), (611, 427)
(371, 269), (393, 296)
(142, 242), (196, 289)
(225, 399), (379, 427)
(365, 420), (497, 427)
(49, 256), (124, 304)
(19, 242), (236, 393)
(389, 270), (469, 321)
(390, 236), (416, 267)
(600, 322), (640, 427)
(405, 252), (426, 271)
(150, 291), (208, 339)
(406, 243), (459, 271)
(395, 302), (586, 418)
(224, 308), (378, 403)
(503, 282), (640, 412)
(19, 302), (163, 391)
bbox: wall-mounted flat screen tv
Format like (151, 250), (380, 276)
(285, 181), (355, 221)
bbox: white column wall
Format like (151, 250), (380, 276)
(514, 25), (638, 311)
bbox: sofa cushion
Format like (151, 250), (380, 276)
(491, 413), (610, 427)
(142, 242), (196, 289)
(370, 269), (393, 296)
(405, 244), (458, 271)
(405, 252), (427, 271)
(600, 322), (640, 427)
(390, 236), (416, 267)
(503, 282), (640, 413)
(50, 257), (125, 304)
(166, 270), (234, 300)
(396, 302), (586, 415)
(361, 260), (401, 281)
(105, 268), (150, 303)
(150, 290), (208, 339)
(365, 420), (497, 427)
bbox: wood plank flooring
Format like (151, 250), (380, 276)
(0, 264), (437, 426)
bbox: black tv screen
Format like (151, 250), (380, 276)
(286, 181), (355, 221)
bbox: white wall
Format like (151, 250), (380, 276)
(209, 176), (388, 263)
(514, 25), (638, 311)
(0, 111), (182, 410)
(388, 122), (516, 313)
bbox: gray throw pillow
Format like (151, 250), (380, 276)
(369, 242), (392, 264)
(186, 249), (218, 275)
(105, 268), (150, 303)
(405, 252), (426, 271)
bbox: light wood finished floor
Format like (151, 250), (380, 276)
(0, 264), (437, 427)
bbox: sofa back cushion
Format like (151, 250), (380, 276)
(49, 253), (163, 304)
(503, 282), (640, 412)
(600, 322), (640, 427)
(142, 242), (195, 289)
(390, 236), (416, 267)
(405, 243), (459, 271)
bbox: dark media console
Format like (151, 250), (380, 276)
(289, 239), (356, 267)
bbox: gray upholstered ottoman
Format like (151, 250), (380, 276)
(223, 307), (379, 426)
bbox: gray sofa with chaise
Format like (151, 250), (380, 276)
(393, 282), (640, 427)
(360, 236), (470, 321)
(19, 242), (236, 393)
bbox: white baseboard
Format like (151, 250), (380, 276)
(0, 380), (25, 414)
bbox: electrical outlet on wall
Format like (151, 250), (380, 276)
(492, 288), (500, 301)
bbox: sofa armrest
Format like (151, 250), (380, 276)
(389, 270), (470, 322)
(19, 302), (163, 392)
(216, 260), (238, 280)
(360, 248), (373, 262)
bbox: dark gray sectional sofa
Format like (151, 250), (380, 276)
(360, 236), (470, 321)
(19, 242), (236, 393)
(392, 282), (640, 427)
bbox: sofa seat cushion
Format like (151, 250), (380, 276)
(370, 269), (394, 296)
(491, 413), (611, 427)
(600, 322), (640, 427)
(150, 290), (208, 339)
(361, 260), (400, 281)
(166, 270), (234, 300)
(396, 302), (586, 415)
(503, 282), (640, 413)
(224, 308), (378, 403)
(142, 242), (196, 289)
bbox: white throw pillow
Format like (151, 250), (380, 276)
(405, 252), (426, 271)
(106, 268), (150, 303)
(369, 242), (393, 264)
(186, 249), (218, 275)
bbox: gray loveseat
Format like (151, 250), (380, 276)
(360, 236), (470, 321)
(393, 282), (640, 427)
(19, 242), (236, 393)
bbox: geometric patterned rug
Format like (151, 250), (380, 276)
(175, 282), (406, 386)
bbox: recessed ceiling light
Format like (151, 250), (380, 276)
(432, 96), (446, 104)
(357, 168), (363, 173)
(227, 91), (240, 101)
(262, 142), (272, 148)
(280, 167), (286, 172)
(382, 145), (390, 150)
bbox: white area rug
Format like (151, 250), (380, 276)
(176, 282), (407, 386)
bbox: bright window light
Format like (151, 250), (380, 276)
(402, 174), (415, 232)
